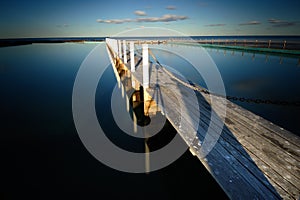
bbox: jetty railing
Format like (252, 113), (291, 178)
(167, 38), (300, 50)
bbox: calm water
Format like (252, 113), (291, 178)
(0, 43), (228, 199)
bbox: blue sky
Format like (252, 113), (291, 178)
(0, 0), (299, 38)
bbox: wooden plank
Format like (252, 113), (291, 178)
(170, 88), (300, 178)
(158, 85), (285, 198)
(164, 84), (299, 197)
(222, 103), (300, 166)
(173, 88), (299, 195)
(171, 91), (299, 199)
(224, 99), (300, 147)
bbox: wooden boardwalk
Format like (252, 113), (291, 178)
(106, 38), (300, 199)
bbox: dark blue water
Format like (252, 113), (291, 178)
(0, 43), (228, 199)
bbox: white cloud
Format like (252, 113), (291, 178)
(268, 18), (298, 27)
(136, 14), (188, 22)
(239, 21), (261, 26)
(96, 14), (188, 24)
(268, 18), (283, 24)
(134, 10), (147, 16)
(96, 18), (133, 24)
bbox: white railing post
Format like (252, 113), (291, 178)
(118, 40), (122, 57)
(130, 41), (135, 72)
(123, 40), (127, 63)
(106, 38), (118, 58)
(113, 39), (118, 56)
(142, 44), (149, 88)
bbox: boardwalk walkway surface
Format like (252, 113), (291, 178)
(106, 38), (300, 199)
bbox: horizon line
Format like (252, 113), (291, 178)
(1, 34), (300, 40)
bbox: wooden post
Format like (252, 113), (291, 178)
(142, 44), (151, 116)
(268, 40), (271, 48)
(118, 40), (122, 58)
(130, 41), (135, 72)
(123, 40), (127, 63)
(142, 44), (149, 88)
(130, 41), (136, 90)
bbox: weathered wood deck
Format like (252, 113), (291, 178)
(106, 38), (300, 199)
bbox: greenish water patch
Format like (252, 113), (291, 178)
(170, 42), (300, 57)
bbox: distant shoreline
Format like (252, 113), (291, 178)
(1, 36), (300, 51)
(0, 37), (105, 47)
